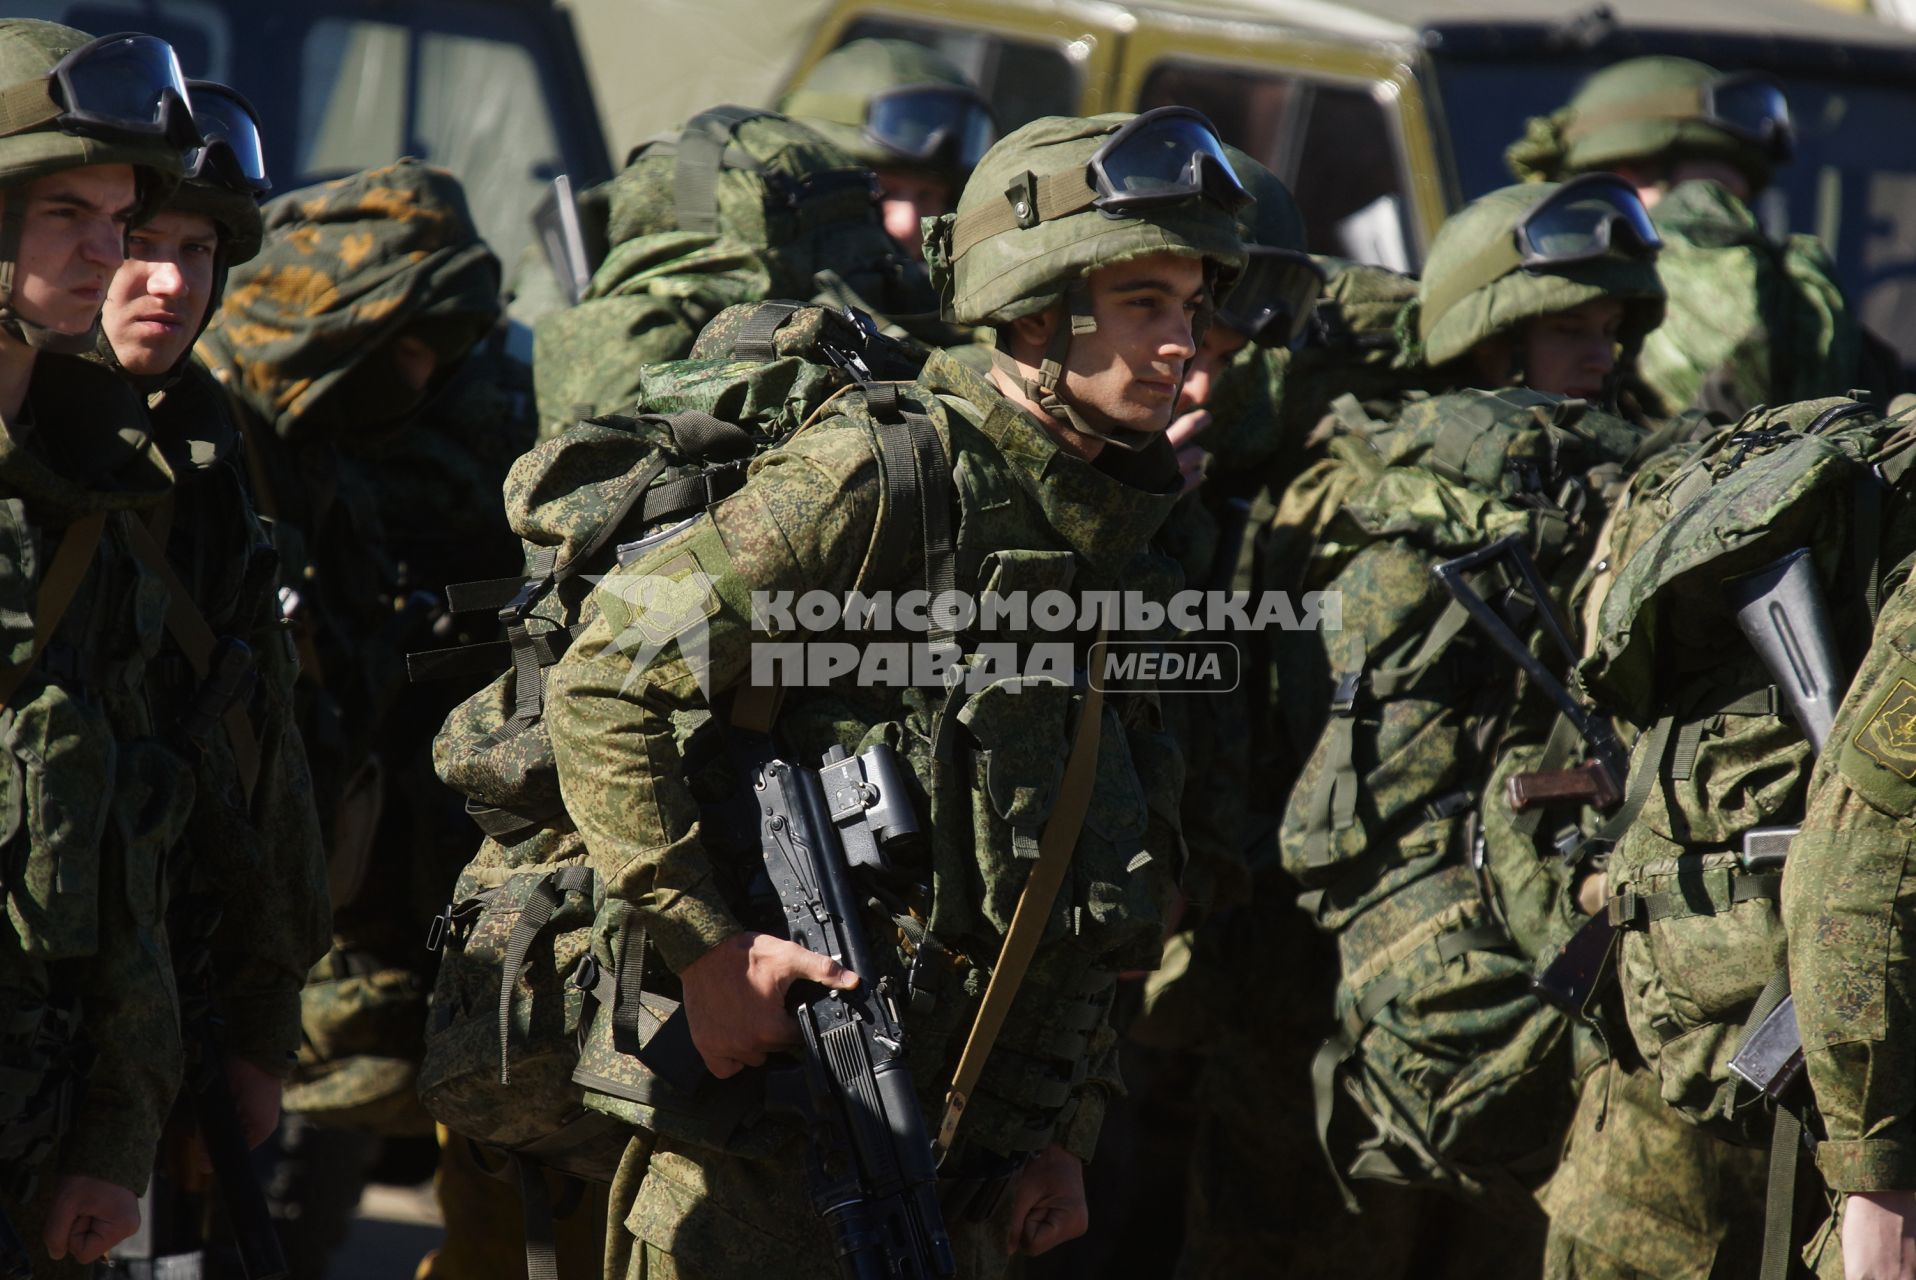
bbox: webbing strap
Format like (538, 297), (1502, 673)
(1853, 468), (1886, 628)
(123, 512), (261, 805)
(513, 1152), (561, 1280)
(0, 80), (59, 139)
(674, 106), (760, 235)
(1759, 1106), (1803, 1280)
(935, 632), (1107, 1160)
(1586, 714), (1676, 855)
(864, 383), (957, 656)
(496, 867), (594, 1085)
(1303, 635), (1367, 868)
(949, 168), (1100, 260)
(1609, 872), (1782, 929)
(0, 512), (104, 714)
(731, 301), (802, 362)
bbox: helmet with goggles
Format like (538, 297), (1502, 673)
(780, 39), (995, 188)
(1536, 57), (1791, 192)
(0, 21), (190, 353)
(925, 108), (1248, 450)
(1416, 176), (1666, 370)
(1216, 144), (1321, 349)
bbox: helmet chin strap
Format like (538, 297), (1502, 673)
(0, 198), (107, 358)
(990, 280), (1159, 454)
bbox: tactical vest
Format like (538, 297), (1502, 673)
(1580, 396), (1914, 1143)
(1278, 387), (1649, 1211)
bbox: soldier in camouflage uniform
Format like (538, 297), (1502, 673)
(1269, 178), (1667, 1276)
(779, 38), (996, 263)
(0, 19), (268, 1273)
(93, 78), (333, 1271)
(544, 108), (1248, 1278)
(196, 159), (530, 1276)
(1506, 56), (1878, 421)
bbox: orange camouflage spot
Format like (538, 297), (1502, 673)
(337, 231), (378, 272)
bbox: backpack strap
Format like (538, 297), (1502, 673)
(674, 105), (764, 235)
(935, 632), (1107, 1161)
(0, 511), (103, 714)
(121, 511), (262, 805)
(730, 301), (802, 363)
(861, 382), (958, 657)
(496, 866), (596, 1085)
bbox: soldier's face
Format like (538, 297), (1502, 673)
(1176, 322), (1250, 414)
(103, 208), (219, 375)
(875, 169), (952, 262)
(1521, 298), (1624, 401)
(10, 164), (137, 336)
(1056, 253), (1205, 437)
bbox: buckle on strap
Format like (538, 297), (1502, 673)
(1330, 669), (1361, 716)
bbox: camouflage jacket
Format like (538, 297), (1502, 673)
(1634, 178), (1859, 422)
(143, 364), (331, 1074)
(0, 356), (184, 1193)
(1786, 555), (1916, 1194)
(546, 348), (1190, 1163)
(195, 159), (509, 838)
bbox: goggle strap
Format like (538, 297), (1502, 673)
(1562, 86), (1729, 144)
(0, 80), (62, 139)
(949, 168), (1098, 261)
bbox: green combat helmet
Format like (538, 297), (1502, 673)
(0, 21), (189, 353)
(923, 107), (1249, 450)
(1409, 176), (1666, 379)
(1506, 56), (1792, 192)
(779, 37), (996, 190)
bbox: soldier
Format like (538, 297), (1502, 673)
(1506, 56), (1881, 421)
(543, 107), (1248, 1277)
(778, 37), (996, 262)
(0, 18), (197, 1272)
(196, 159), (528, 1277)
(94, 78), (333, 1275)
(1273, 177), (1668, 1275)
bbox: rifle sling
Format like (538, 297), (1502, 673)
(0, 511), (106, 715)
(122, 510), (261, 806)
(935, 633), (1108, 1159)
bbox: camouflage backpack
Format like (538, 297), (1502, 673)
(1578, 395), (1915, 1141)
(532, 106), (940, 437)
(1278, 387), (1649, 1214)
(411, 301), (928, 1197)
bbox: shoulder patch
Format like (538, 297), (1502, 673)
(1853, 677), (1916, 781)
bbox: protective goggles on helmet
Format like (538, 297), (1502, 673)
(0, 32), (200, 149)
(1086, 107), (1251, 217)
(948, 107), (1250, 260)
(1515, 173), (1662, 269)
(864, 85), (996, 173)
(1217, 245), (1324, 348)
(1699, 73), (1793, 161)
(184, 81), (269, 194)
(1420, 175), (1661, 349)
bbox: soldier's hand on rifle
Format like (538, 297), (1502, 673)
(677, 930), (859, 1078)
(42, 1174), (139, 1264)
(1843, 1190), (1916, 1280)
(1005, 1144), (1088, 1257)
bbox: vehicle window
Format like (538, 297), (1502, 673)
(1140, 59), (1410, 268)
(1437, 60), (1916, 370)
(299, 18), (407, 178)
(836, 17), (1081, 133)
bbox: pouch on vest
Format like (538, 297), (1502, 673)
(1, 679), (116, 959)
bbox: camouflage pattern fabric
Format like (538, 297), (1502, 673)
(532, 111), (943, 438)
(546, 348), (1191, 1273)
(1632, 179), (1860, 423)
(0, 356), (187, 1249)
(196, 160), (524, 1141)
(1784, 503), (1916, 1209)
(1276, 388), (1647, 1207)
(1540, 1061), (1769, 1280)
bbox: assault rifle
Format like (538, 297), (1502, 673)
(640, 738), (955, 1280)
(1726, 548), (1848, 1101)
